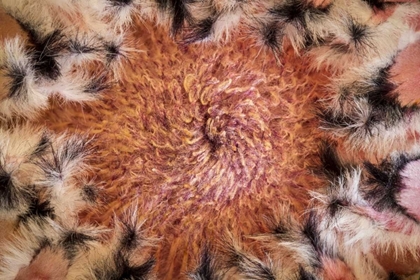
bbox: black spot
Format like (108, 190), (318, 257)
(388, 272), (400, 280)
(18, 196), (55, 223)
(261, 21), (282, 52)
(362, 0), (386, 10)
(82, 185), (99, 203)
(32, 134), (50, 157)
(61, 231), (97, 260)
(189, 247), (216, 280)
(105, 42), (121, 62)
(183, 17), (215, 44)
(0, 167), (18, 210)
(348, 20), (371, 48)
(298, 266), (316, 280)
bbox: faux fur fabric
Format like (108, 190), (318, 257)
(1, 0), (420, 279)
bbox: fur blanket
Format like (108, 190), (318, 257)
(0, 0), (420, 279)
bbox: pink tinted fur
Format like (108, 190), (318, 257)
(399, 160), (420, 221)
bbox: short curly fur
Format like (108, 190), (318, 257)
(1, 0), (420, 279)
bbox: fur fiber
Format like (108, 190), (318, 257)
(1, 0), (420, 279)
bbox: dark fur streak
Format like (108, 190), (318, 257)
(18, 21), (65, 80)
(189, 247), (217, 280)
(68, 38), (100, 55)
(31, 30), (64, 80)
(6, 64), (27, 98)
(156, 0), (193, 35)
(328, 199), (344, 217)
(365, 67), (402, 126)
(364, 161), (400, 211)
(319, 142), (346, 179)
(32, 134), (50, 156)
(120, 221), (140, 251)
(227, 246), (276, 280)
(33, 238), (52, 259)
(0, 165), (18, 209)
(273, 220), (289, 236)
(105, 43), (121, 62)
(113, 253), (155, 280)
(61, 138), (87, 163)
(362, 0), (386, 10)
(270, 1), (306, 27)
(84, 74), (110, 94)
(82, 185), (99, 202)
(262, 21), (282, 52)
(270, 0), (329, 29)
(302, 211), (322, 267)
(364, 155), (420, 221)
(348, 19), (371, 48)
(330, 43), (351, 54)
(298, 266), (316, 280)
(110, 0), (133, 6)
(183, 17), (215, 44)
(318, 109), (356, 130)
(18, 195), (55, 223)
(61, 231), (97, 260)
